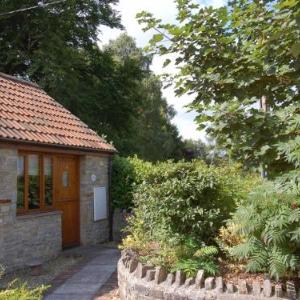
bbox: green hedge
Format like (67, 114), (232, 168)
(130, 159), (259, 244)
(115, 157), (259, 274)
(112, 156), (260, 242)
(111, 156), (153, 209)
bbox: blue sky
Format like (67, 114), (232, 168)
(99, 0), (226, 140)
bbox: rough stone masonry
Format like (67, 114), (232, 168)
(118, 250), (299, 300)
(0, 148), (111, 271)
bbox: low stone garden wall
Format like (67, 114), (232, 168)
(0, 211), (62, 272)
(118, 250), (298, 300)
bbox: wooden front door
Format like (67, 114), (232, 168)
(54, 155), (80, 248)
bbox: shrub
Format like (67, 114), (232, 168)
(111, 155), (153, 209)
(121, 159), (259, 276)
(229, 181), (300, 279)
(111, 156), (136, 209)
(112, 156), (260, 210)
(130, 160), (256, 244)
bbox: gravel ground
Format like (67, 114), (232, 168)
(0, 253), (84, 290)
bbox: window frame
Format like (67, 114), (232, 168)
(17, 151), (54, 215)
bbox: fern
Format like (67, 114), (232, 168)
(194, 246), (218, 258)
(172, 257), (218, 277)
(228, 181), (300, 279)
(230, 236), (260, 258)
(269, 250), (287, 280)
(291, 227), (300, 243)
(241, 104), (300, 279)
(171, 244), (219, 277)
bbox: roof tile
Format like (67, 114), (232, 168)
(0, 73), (116, 152)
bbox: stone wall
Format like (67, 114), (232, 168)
(0, 211), (62, 271)
(0, 148), (17, 225)
(0, 147), (62, 271)
(118, 251), (298, 300)
(0, 147), (112, 271)
(80, 155), (110, 245)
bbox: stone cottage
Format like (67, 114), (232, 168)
(0, 72), (116, 271)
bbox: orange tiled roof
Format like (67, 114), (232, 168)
(0, 73), (116, 153)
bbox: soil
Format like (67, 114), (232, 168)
(220, 262), (266, 285)
(219, 260), (300, 289)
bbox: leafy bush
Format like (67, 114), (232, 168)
(121, 158), (259, 276)
(274, 104), (300, 194)
(229, 182), (300, 279)
(111, 156), (135, 209)
(219, 104), (300, 279)
(123, 236), (219, 276)
(130, 160), (257, 244)
(111, 156), (153, 209)
(112, 156), (260, 210)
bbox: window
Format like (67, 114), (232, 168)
(44, 157), (53, 207)
(17, 152), (54, 213)
(17, 155), (25, 209)
(62, 170), (69, 187)
(28, 154), (40, 209)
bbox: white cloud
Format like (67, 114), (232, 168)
(200, 0), (226, 8)
(100, 0), (177, 46)
(99, 0), (226, 141)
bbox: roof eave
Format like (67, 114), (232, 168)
(0, 137), (117, 155)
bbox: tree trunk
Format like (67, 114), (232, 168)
(259, 95), (268, 178)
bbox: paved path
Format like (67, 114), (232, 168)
(45, 247), (120, 300)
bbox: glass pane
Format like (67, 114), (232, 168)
(17, 156), (25, 209)
(62, 171), (69, 187)
(28, 155), (40, 209)
(44, 157), (53, 206)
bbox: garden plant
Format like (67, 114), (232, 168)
(116, 0), (300, 282)
(115, 157), (260, 277)
(0, 265), (47, 300)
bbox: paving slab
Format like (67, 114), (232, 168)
(44, 247), (120, 300)
(51, 283), (101, 295)
(67, 269), (115, 284)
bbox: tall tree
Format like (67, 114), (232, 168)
(105, 34), (184, 160)
(182, 139), (209, 161)
(0, 3), (184, 160)
(0, 0), (122, 111)
(137, 0), (300, 174)
(0, 0), (121, 76)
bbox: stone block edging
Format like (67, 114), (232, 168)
(118, 250), (298, 300)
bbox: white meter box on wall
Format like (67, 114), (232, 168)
(93, 186), (107, 221)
